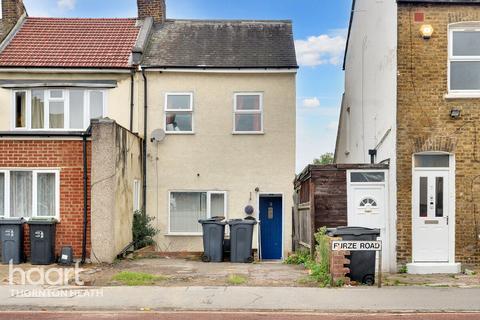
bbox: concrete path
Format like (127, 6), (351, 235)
(0, 286), (480, 313)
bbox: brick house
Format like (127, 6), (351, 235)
(336, 0), (480, 273)
(0, 0), (146, 263)
(0, 0), (297, 263)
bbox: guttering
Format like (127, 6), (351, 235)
(142, 66), (299, 73)
(142, 69), (148, 214)
(0, 67), (132, 74)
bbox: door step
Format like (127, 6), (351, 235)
(406, 262), (461, 274)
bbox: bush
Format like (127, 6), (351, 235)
(285, 249), (312, 265)
(308, 227), (332, 287)
(133, 210), (159, 250)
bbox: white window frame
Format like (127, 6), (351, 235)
(11, 89), (106, 131)
(133, 179), (141, 214)
(447, 24), (480, 97)
(164, 92), (194, 134)
(233, 92), (264, 134)
(0, 169), (60, 220)
(167, 190), (227, 236)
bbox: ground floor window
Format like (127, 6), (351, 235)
(169, 191), (227, 234)
(0, 170), (59, 219)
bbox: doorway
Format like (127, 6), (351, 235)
(259, 195), (283, 260)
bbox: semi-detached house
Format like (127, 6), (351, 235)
(0, 0), (297, 262)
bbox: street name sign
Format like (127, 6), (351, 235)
(331, 240), (382, 251)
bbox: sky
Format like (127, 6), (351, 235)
(23, 0), (352, 172)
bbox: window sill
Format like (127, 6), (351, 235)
(232, 131), (265, 135)
(444, 93), (480, 99)
(165, 132), (195, 135)
(166, 233), (203, 237)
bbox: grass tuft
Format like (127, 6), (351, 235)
(226, 274), (247, 286)
(111, 271), (167, 286)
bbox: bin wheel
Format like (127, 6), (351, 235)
(201, 255), (210, 263)
(245, 256), (254, 263)
(363, 275), (375, 286)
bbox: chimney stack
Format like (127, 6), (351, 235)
(137, 0), (166, 24)
(2, 0), (26, 25)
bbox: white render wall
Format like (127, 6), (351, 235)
(335, 0), (398, 272)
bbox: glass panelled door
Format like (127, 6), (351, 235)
(412, 170), (450, 262)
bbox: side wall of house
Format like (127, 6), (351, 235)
(397, 4), (480, 265)
(0, 138), (91, 259)
(144, 71), (296, 257)
(334, 0), (398, 271)
(90, 119), (143, 263)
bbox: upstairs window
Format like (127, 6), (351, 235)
(234, 93), (263, 134)
(449, 26), (480, 93)
(165, 93), (193, 133)
(13, 89), (105, 131)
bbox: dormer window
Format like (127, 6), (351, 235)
(12, 89), (105, 131)
(449, 25), (480, 94)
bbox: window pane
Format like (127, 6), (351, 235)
(167, 95), (191, 110)
(419, 177), (428, 218)
(170, 192), (207, 233)
(436, 177), (444, 218)
(70, 90), (85, 129)
(10, 171), (32, 218)
(15, 92), (26, 128)
(37, 173), (56, 217)
(90, 91), (103, 120)
(49, 101), (64, 129)
(0, 173), (4, 216)
(166, 112), (193, 132)
(236, 95), (260, 110)
(211, 193), (225, 218)
(235, 113), (262, 132)
(31, 90), (45, 129)
(351, 172), (385, 183)
(414, 155), (450, 167)
(452, 31), (480, 56)
(50, 90), (63, 99)
(450, 61), (480, 90)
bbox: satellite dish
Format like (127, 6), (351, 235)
(151, 129), (166, 143)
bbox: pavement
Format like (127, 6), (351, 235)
(0, 286), (480, 313)
(0, 312), (479, 320)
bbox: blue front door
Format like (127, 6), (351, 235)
(259, 196), (283, 260)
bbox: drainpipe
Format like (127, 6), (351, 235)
(81, 127), (92, 264)
(142, 69), (148, 215)
(129, 69), (135, 132)
(368, 149), (377, 165)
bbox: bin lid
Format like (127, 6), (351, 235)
(0, 218), (26, 225)
(228, 219), (257, 226)
(328, 226), (380, 236)
(198, 218), (227, 225)
(27, 217), (58, 225)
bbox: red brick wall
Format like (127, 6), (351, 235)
(0, 139), (91, 260)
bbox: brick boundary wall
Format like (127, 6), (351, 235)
(327, 237), (350, 285)
(0, 139), (91, 260)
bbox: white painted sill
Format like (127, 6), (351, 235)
(165, 132), (195, 135)
(232, 131), (265, 135)
(165, 233), (203, 237)
(444, 93), (480, 99)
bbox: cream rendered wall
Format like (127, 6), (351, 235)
(145, 71), (296, 257)
(0, 72), (136, 132)
(335, 0), (398, 271)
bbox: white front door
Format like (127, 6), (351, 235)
(412, 170), (450, 262)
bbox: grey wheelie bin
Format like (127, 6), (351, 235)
(28, 218), (58, 265)
(199, 218), (226, 262)
(228, 219), (257, 263)
(0, 218), (25, 264)
(327, 227), (380, 285)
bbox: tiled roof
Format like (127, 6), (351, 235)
(143, 19), (298, 68)
(0, 18), (141, 68)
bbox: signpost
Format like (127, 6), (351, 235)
(331, 240), (383, 288)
